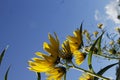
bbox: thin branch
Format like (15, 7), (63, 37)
(72, 66), (110, 80)
(94, 54), (120, 60)
(70, 62), (110, 80)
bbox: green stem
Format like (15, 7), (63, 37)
(37, 72), (41, 80)
(64, 72), (66, 80)
(94, 54), (120, 60)
(116, 60), (120, 80)
(64, 61), (67, 80)
(72, 66), (110, 80)
(70, 62), (110, 80)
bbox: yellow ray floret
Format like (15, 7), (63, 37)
(28, 52), (59, 72)
(48, 32), (59, 50)
(79, 73), (94, 80)
(46, 67), (66, 80)
(67, 29), (82, 53)
(43, 33), (60, 55)
(73, 50), (86, 65)
(43, 42), (59, 56)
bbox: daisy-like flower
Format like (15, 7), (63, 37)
(93, 31), (99, 37)
(67, 29), (82, 53)
(60, 40), (73, 62)
(46, 67), (66, 80)
(79, 73), (94, 80)
(73, 50), (86, 65)
(97, 23), (103, 29)
(28, 52), (59, 72)
(28, 33), (60, 73)
(109, 48), (116, 54)
(85, 31), (91, 41)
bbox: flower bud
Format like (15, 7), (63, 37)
(93, 31), (99, 37)
(109, 48), (116, 54)
(97, 23), (103, 29)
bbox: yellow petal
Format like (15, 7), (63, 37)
(46, 67), (66, 80)
(67, 36), (78, 43)
(73, 29), (81, 40)
(43, 42), (58, 55)
(35, 52), (48, 58)
(73, 50), (85, 65)
(48, 33), (59, 49)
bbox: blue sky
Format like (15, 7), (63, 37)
(0, 0), (119, 80)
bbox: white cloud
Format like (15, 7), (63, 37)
(94, 10), (107, 27)
(95, 0), (120, 24)
(94, 10), (101, 20)
(105, 0), (120, 24)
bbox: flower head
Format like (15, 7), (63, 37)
(97, 23), (103, 29)
(85, 31), (91, 41)
(109, 48), (116, 54)
(79, 73), (94, 80)
(82, 30), (88, 35)
(115, 27), (120, 34)
(46, 67), (66, 80)
(28, 52), (59, 72)
(109, 41), (114, 45)
(93, 31), (99, 37)
(73, 50), (86, 65)
(60, 40), (73, 62)
(67, 29), (82, 53)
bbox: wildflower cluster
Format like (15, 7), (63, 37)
(28, 23), (120, 80)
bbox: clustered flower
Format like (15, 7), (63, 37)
(28, 27), (86, 80)
(28, 23), (120, 80)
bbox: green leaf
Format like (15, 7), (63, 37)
(79, 22), (84, 48)
(94, 62), (118, 80)
(37, 72), (41, 80)
(96, 32), (104, 54)
(88, 32), (104, 72)
(0, 46), (8, 66)
(4, 66), (11, 80)
(64, 72), (66, 80)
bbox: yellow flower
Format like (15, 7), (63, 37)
(84, 46), (98, 54)
(28, 32), (60, 73)
(109, 41), (114, 45)
(73, 50), (86, 65)
(97, 23), (103, 29)
(85, 31), (91, 41)
(46, 67), (66, 80)
(109, 48), (116, 54)
(28, 52), (59, 72)
(93, 31), (99, 37)
(67, 29), (82, 53)
(84, 46), (91, 52)
(82, 30), (88, 35)
(117, 38), (120, 44)
(115, 27), (120, 33)
(43, 32), (60, 56)
(79, 73), (94, 80)
(60, 40), (73, 62)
